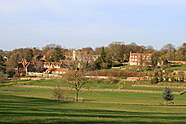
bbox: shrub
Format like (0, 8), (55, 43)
(108, 78), (120, 84)
(151, 77), (159, 84)
(162, 88), (174, 105)
(0, 73), (7, 83)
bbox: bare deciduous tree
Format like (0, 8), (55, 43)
(21, 59), (31, 75)
(63, 70), (88, 102)
(53, 85), (64, 102)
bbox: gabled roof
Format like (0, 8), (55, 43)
(46, 68), (69, 72)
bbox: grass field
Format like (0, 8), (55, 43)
(17, 79), (185, 92)
(1, 80), (186, 123)
(166, 65), (186, 71)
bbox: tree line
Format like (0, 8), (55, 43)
(0, 42), (186, 79)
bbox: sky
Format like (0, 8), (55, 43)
(0, 0), (186, 50)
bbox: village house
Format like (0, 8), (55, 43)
(129, 52), (152, 66)
(44, 62), (62, 69)
(45, 68), (69, 74)
(16, 49), (99, 76)
(44, 62), (70, 74)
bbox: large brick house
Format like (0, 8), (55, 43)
(129, 52), (152, 66)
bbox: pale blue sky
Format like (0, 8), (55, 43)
(0, 0), (186, 50)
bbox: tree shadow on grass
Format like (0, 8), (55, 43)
(0, 120), (165, 124)
(0, 94), (70, 114)
(1, 94), (186, 124)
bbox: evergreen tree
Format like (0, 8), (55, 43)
(0, 55), (5, 73)
(162, 88), (174, 104)
(53, 47), (64, 62)
(95, 47), (112, 69)
(0, 73), (7, 83)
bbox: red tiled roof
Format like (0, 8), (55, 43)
(46, 68), (69, 72)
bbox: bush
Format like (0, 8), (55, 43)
(151, 77), (159, 84)
(108, 78), (120, 84)
(0, 73), (7, 83)
(162, 88), (174, 105)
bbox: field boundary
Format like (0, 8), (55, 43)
(132, 84), (186, 89)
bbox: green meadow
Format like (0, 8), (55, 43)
(166, 65), (186, 71)
(1, 80), (186, 123)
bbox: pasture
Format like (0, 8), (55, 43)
(1, 80), (186, 123)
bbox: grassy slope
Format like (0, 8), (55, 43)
(166, 65), (186, 71)
(1, 85), (186, 123)
(20, 79), (184, 92)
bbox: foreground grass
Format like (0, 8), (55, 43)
(1, 86), (186, 123)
